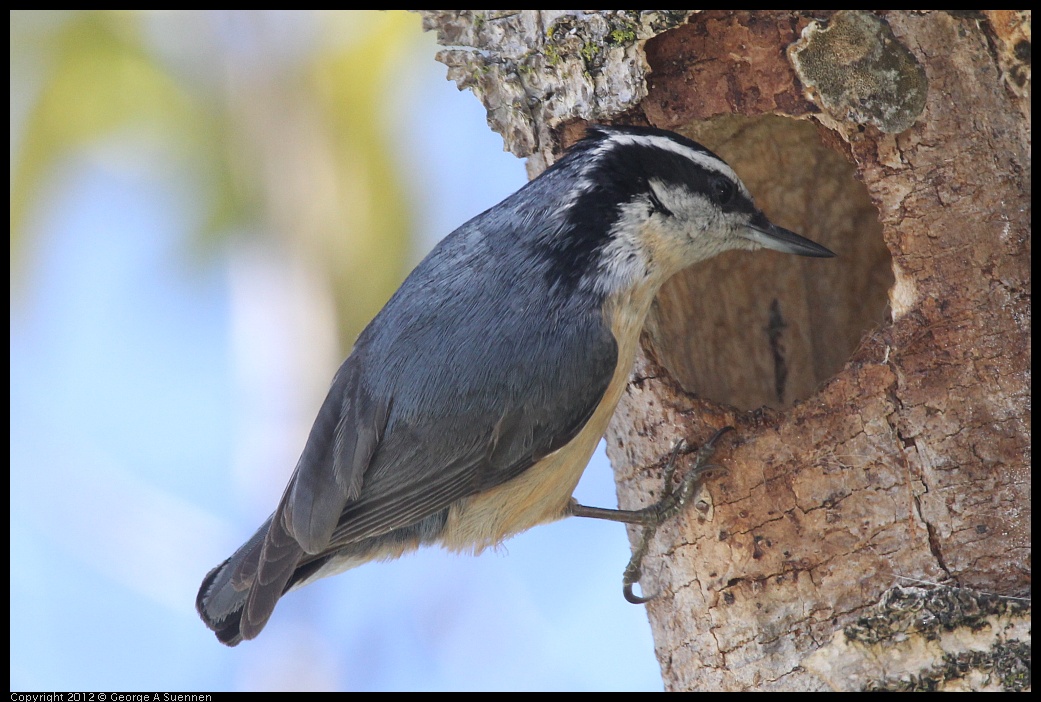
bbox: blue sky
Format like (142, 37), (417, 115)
(10, 12), (664, 692)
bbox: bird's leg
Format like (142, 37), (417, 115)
(569, 426), (733, 604)
(569, 426), (732, 527)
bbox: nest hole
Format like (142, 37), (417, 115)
(647, 115), (892, 409)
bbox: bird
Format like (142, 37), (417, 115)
(197, 123), (835, 645)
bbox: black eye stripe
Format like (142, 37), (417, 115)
(647, 188), (672, 216)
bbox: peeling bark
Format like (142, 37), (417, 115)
(420, 10), (1030, 691)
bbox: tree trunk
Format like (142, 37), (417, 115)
(421, 10), (1030, 691)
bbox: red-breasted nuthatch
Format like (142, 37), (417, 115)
(197, 124), (834, 645)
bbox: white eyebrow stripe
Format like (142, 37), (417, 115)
(602, 132), (742, 185)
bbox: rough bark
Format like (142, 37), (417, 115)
(420, 10), (1030, 691)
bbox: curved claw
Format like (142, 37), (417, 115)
(623, 581), (656, 605)
(703, 425), (735, 450)
(620, 425), (736, 606)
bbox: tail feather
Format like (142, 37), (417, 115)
(196, 514), (305, 646)
(196, 557), (249, 646)
(197, 507), (454, 645)
(238, 513), (307, 642)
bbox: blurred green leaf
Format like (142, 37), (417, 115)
(11, 10), (426, 349)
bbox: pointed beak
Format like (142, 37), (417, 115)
(744, 212), (836, 258)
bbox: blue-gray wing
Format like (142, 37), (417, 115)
(327, 303), (616, 545)
(281, 225), (618, 553)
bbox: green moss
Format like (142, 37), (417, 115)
(543, 43), (561, 66)
(605, 12), (639, 46)
(609, 28), (636, 44)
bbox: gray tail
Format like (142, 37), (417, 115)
(196, 515), (307, 646)
(196, 559), (249, 646)
(197, 511), (450, 644)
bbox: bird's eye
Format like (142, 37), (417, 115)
(711, 176), (736, 207)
